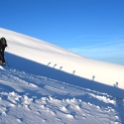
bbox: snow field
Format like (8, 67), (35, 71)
(0, 28), (124, 123)
(0, 28), (124, 89)
(0, 67), (123, 124)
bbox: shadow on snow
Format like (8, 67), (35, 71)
(5, 52), (124, 99)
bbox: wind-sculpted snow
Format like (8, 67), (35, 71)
(0, 67), (124, 124)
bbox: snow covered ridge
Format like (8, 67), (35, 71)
(0, 28), (124, 92)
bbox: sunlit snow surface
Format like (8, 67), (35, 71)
(0, 67), (123, 124)
(0, 28), (124, 124)
(0, 28), (124, 89)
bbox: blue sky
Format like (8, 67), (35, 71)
(0, 0), (124, 65)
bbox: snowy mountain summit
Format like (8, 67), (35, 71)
(0, 28), (124, 124)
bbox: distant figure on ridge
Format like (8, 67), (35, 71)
(0, 37), (7, 65)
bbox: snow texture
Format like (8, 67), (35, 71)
(0, 28), (124, 124)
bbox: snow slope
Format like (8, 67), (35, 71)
(0, 28), (124, 97)
(0, 67), (124, 124)
(0, 28), (124, 124)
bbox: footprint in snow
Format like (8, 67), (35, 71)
(16, 118), (23, 123)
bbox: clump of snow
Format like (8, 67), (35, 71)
(89, 93), (116, 105)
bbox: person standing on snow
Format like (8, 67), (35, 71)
(0, 37), (7, 65)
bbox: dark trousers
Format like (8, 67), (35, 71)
(0, 48), (5, 63)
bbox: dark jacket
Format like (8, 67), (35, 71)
(0, 39), (6, 63)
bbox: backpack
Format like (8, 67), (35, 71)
(0, 37), (7, 48)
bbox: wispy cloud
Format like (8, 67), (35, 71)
(68, 41), (124, 65)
